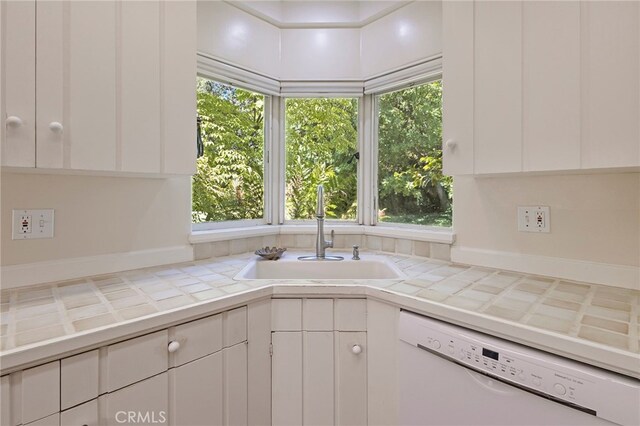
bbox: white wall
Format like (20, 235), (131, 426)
(1, 173), (192, 266)
(453, 173), (640, 267)
(197, 1), (443, 81)
(360, 1), (442, 78)
(280, 28), (361, 80)
(197, 1), (281, 78)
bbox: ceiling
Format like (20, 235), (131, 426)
(226, 1), (411, 28)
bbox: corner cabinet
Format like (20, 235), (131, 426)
(1, 0), (196, 175)
(271, 298), (368, 426)
(0, 305), (251, 426)
(442, 0), (640, 175)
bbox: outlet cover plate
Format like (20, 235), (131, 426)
(12, 209), (55, 240)
(517, 206), (550, 233)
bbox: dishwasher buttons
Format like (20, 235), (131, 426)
(553, 383), (567, 395)
(532, 377), (542, 386)
(432, 340), (441, 350)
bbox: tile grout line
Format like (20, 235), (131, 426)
(568, 286), (597, 338)
(518, 279), (560, 324)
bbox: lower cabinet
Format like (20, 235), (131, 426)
(1, 305), (251, 426)
(271, 298), (368, 426)
(60, 399), (98, 426)
(172, 342), (248, 426)
(105, 373), (169, 426)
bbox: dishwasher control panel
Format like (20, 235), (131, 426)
(399, 310), (640, 426)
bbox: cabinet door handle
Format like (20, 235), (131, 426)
(168, 341), (181, 353)
(352, 344), (362, 355)
(5, 116), (23, 128)
(445, 139), (457, 151)
(48, 122), (64, 133)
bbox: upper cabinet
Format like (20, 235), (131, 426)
(1, 0), (196, 175)
(443, 0), (640, 176)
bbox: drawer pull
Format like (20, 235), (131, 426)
(168, 341), (181, 353)
(352, 344), (362, 355)
(49, 121), (64, 133)
(5, 116), (23, 128)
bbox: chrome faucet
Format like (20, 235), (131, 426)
(298, 185), (344, 261)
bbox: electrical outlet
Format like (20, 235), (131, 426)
(12, 209), (55, 240)
(517, 206), (550, 233)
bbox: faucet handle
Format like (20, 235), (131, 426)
(327, 229), (335, 248)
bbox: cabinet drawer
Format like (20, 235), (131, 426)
(21, 361), (60, 425)
(61, 350), (99, 409)
(172, 314), (222, 367)
(271, 299), (302, 331)
(60, 399), (98, 426)
(335, 299), (367, 331)
(303, 299), (333, 331)
(224, 306), (247, 347)
(106, 330), (168, 392)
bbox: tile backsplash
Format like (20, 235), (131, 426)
(192, 234), (451, 261)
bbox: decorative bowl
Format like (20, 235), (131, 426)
(255, 246), (287, 260)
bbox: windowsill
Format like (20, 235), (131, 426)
(189, 224), (455, 245)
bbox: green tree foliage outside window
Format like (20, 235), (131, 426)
(192, 78), (265, 223)
(378, 81), (452, 227)
(285, 98), (358, 220)
(192, 78), (451, 227)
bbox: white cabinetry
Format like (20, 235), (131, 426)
(0, 305), (252, 426)
(271, 298), (368, 426)
(443, 0), (640, 175)
(1, 0), (196, 175)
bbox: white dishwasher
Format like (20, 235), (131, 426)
(398, 310), (640, 426)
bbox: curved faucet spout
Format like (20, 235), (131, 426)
(299, 184), (343, 261)
(316, 185), (325, 218)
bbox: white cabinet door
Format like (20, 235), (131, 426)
(303, 332), (334, 426)
(163, 0), (197, 175)
(223, 342), (248, 426)
(66, 1), (118, 171)
(60, 399), (98, 426)
(442, 0), (474, 176)
(366, 300), (399, 426)
(1, 375), (11, 426)
(271, 332), (303, 426)
(335, 332), (367, 426)
(0, 0), (36, 167)
(120, 0), (161, 173)
(34, 0), (63, 169)
(522, 1), (581, 172)
(582, 1), (640, 169)
(173, 351), (223, 426)
(5, 0), (195, 174)
(20, 361), (61, 425)
(474, 0), (523, 174)
(105, 373), (168, 426)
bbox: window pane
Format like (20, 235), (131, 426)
(192, 78), (265, 223)
(285, 98), (358, 220)
(377, 81), (452, 227)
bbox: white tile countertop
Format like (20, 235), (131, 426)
(1, 252), (638, 378)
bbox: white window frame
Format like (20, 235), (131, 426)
(281, 93), (363, 226)
(193, 55), (450, 232)
(369, 72), (450, 230)
(192, 73), (273, 230)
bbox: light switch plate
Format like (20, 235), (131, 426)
(517, 206), (550, 233)
(12, 209), (55, 239)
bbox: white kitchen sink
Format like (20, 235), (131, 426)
(234, 253), (406, 280)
